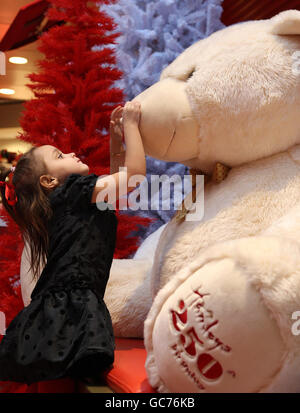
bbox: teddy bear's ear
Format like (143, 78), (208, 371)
(269, 9), (300, 35)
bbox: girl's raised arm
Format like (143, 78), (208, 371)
(91, 101), (146, 204)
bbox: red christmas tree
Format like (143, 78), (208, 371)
(0, 211), (29, 393)
(0, 0), (152, 393)
(19, 0), (152, 258)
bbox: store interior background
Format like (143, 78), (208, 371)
(0, 0), (43, 170)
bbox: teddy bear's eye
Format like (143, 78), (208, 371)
(187, 69), (195, 80)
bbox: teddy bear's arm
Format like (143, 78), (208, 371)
(105, 257), (153, 338)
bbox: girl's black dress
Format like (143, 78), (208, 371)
(0, 173), (118, 384)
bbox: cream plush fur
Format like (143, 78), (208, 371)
(20, 10), (300, 392)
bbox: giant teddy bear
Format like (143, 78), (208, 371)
(20, 10), (300, 392)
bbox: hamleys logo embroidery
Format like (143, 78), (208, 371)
(169, 287), (236, 390)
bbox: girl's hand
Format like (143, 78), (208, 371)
(110, 106), (126, 174)
(110, 105), (124, 142)
(122, 101), (141, 127)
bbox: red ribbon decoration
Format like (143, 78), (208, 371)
(0, 181), (18, 206)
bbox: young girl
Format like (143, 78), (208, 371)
(0, 100), (145, 384)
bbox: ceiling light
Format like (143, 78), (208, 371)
(9, 57), (28, 64)
(0, 88), (15, 95)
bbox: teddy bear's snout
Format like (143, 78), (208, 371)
(132, 78), (200, 162)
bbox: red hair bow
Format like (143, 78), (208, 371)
(0, 181), (18, 206)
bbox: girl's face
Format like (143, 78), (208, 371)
(36, 145), (90, 190)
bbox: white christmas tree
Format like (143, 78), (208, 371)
(97, 0), (225, 245)
(100, 0), (225, 99)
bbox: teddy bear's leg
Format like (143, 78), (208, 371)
(145, 236), (300, 393)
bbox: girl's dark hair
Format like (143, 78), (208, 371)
(0, 147), (53, 282)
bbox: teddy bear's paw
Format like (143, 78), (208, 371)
(144, 255), (287, 393)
